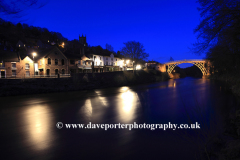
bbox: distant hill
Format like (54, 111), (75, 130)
(0, 18), (119, 57)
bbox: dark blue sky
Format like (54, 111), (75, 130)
(4, 0), (204, 67)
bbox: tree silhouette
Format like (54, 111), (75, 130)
(105, 43), (114, 52)
(194, 0), (240, 55)
(120, 41), (149, 70)
(194, 0), (240, 74)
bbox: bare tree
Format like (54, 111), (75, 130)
(105, 43), (114, 52)
(120, 41), (149, 70)
(193, 0), (240, 55)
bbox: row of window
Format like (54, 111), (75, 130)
(46, 58), (76, 65)
(11, 70), (30, 77)
(11, 63), (30, 70)
(105, 62), (116, 66)
(11, 69), (66, 76)
(93, 56), (117, 61)
(93, 62), (119, 66)
(9, 59), (74, 67)
(78, 61), (92, 65)
(11, 63), (32, 70)
(46, 69), (65, 75)
(11, 61), (121, 70)
(93, 62), (120, 66)
(10, 59), (76, 70)
(47, 58), (65, 65)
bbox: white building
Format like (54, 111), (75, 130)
(82, 53), (133, 72)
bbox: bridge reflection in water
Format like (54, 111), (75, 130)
(0, 77), (235, 159)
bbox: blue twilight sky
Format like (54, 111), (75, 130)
(3, 0), (205, 67)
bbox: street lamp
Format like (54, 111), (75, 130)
(32, 52), (37, 59)
(136, 65), (141, 70)
(32, 52), (37, 76)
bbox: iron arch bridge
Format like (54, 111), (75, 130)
(159, 59), (211, 76)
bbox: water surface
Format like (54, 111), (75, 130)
(0, 77), (237, 159)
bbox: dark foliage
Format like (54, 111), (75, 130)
(194, 0), (240, 75)
(194, 0), (240, 55)
(0, 18), (116, 55)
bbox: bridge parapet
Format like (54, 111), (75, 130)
(164, 59), (206, 65)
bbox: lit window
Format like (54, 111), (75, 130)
(25, 63), (30, 69)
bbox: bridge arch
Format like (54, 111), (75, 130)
(163, 60), (210, 76)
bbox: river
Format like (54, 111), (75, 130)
(0, 77), (238, 159)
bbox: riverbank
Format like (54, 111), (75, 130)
(210, 74), (240, 97)
(205, 74), (240, 160)
(0, 70), (169, 97)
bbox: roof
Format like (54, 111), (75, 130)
(34, 47), (54, 61)
(0, 50), (19, 62)
(63, 52), (82, 60)
(147, 61), (157, 63)
(18, 48), (37, 61)
(33, 46), (67, 61)
(34, 46), (82, 61)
